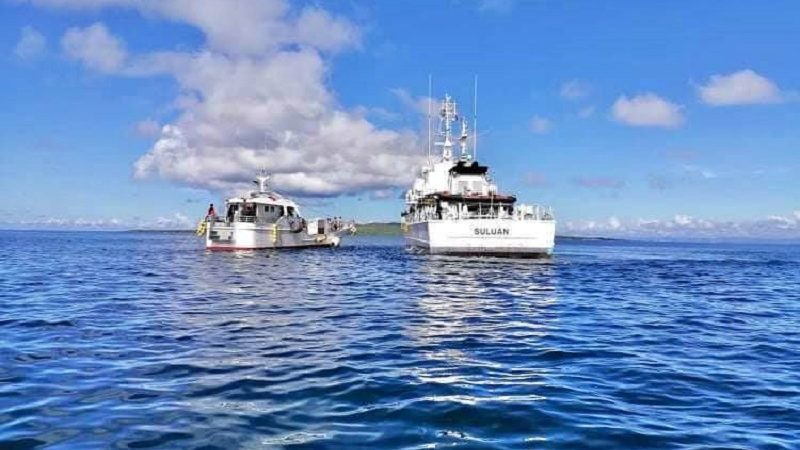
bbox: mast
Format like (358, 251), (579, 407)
(427, 75), (432, 165)
(459, 108), (468, 160)
(473, 75), (478, 161)
(436, 94), (456, 161)
(254, 169), (270, 193)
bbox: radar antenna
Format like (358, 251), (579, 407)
(254, 169), (271, 194)
(459, 111), (469, 160)
(435, 94), (458, 161)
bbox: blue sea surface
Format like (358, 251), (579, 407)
(1, 231), (799, 449)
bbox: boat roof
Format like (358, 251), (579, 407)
(226, 192), (298, 207)
(425, 193), (516, 203)
(224, 172), (299, 208)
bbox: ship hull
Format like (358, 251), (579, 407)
(405, 219), (555, 257)
(205, 222), (341, 250)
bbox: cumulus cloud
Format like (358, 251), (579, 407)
(134, 119), (161, 138)
(529, 115), (553, 134)
(61, 22), (127, 73)
(611, 93), (684, 128)
(357, 106), (401, 123)
(368, 188), (398, 200)
(697, 69), (787, 106)
(561, 210), (800, 240)
(14, 26), (46, 60)
(560, 80), (589, 100)
(43, 0), (424, 197)
(391, 88), (433, 115)
(292, 7), (361, 53)
(28, 0), (360, 56)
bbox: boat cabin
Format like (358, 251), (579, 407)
(223, 197), (301, 224)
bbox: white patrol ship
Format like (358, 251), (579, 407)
(198, 173), (355, 250)
(402, 91), (555, 257)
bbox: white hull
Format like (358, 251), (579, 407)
(205, 222), (341, 250)
(405, 219), (555, 257)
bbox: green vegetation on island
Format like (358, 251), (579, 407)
(356, 222), (402, 235)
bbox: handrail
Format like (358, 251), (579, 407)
(426, 213), (554, 221)
(206, 215), (358, 229)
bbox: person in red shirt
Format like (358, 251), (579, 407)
(207, 203), (216, 218)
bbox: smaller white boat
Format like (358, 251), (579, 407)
(198, 172), (355, 250)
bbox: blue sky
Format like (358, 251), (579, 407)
(1, 0), (798, 238)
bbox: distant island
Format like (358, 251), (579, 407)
(354, 222), (622, 241)
(356, 222), (403, 235)
(126, 222), (620, 241)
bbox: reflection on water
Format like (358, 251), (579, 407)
(413, 256), (556, 367)
(1, 233), (799, 449)
(406, 256), (557, 443)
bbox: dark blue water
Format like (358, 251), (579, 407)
(1, 231), (799, 449)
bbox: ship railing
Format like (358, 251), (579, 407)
(207, 215), (356, 232)
(313, 217), (356, 234)
(204, 215), (276, 225)
(437, 204), (554, 221)
(516, 205), (555, 221)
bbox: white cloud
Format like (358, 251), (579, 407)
(561, 210), (800, 240)
(360, 106), (401, 122)
(134, 119), (161, 138)
(391, 88), (433, 115)
(31, 0), (360, 56)
(0, 213), (194, 230)
(368, 188), (397, 200)
(529, 115), (552, 134)
(560, 80), (589, 100)
(43, 0), (424, 197)
(61, 22), (127, 73)
(697, 69), (785, 106)
(21, 0), (130, 8)
(611, 93), (684, 128)
(14, 26), (46, 60)
(293, 7), (361, 53)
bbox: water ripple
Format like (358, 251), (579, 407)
(1, 231), (799, 449)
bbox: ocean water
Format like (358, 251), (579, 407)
(1, 231), (799, 449)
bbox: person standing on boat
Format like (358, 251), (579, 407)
(207, 203), (216, 218)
